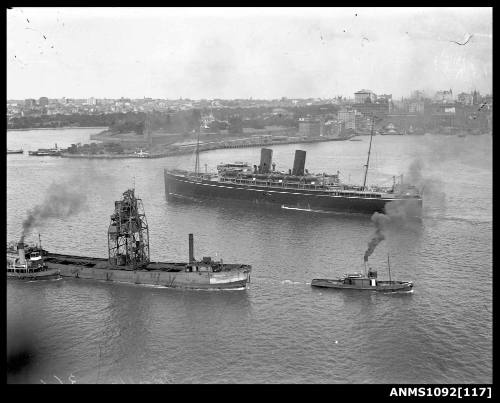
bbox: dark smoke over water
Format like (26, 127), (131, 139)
(364, 212), (390, 262)
(364, 152), (450, 261)
(20, 182), (88, 243)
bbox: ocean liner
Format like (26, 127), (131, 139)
(164, 127), (422, 215)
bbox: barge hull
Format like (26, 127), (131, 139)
(7, 269), (60, 281)
(44, 254), (250, 290)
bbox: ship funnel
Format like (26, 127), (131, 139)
(292, 150), (306, 176)
(17, 242), (26, 265)
(189, 233), (195, 263)
(259, 148), (273, 174)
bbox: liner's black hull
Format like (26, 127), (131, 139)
(165, 171), (421, 215)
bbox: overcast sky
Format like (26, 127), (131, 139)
(7, 7), (492, 100)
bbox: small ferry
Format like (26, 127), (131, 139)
(134, 149), (150, 158)
(311, 256), (413, 292)
(7, 239), (60, 280)
(28, 143), (61, 156)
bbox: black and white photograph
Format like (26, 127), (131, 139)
(7, 7), (492, 387)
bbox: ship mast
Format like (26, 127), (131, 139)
(362, 115), (375, 190)
(194, 130), (200, 175)
(387, 253), (392, 283)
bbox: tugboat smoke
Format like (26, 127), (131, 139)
(364, 212), (390, 262)
(20, 182), (88, 243)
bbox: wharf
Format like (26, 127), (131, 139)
(59, 134), (356, 160)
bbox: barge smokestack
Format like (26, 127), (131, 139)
(17, 242), (26, 265)
(259, 148), (273, 174)
(292, 150), (306, 176)
(189, 233), (195, 263)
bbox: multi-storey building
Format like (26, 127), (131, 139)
(408, 101), (425, 114)
(351, 101), (389, 118)
(354, 89), (377, 104)
(337, 108), (357, 131)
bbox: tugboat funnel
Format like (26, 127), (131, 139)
(189, 233), (195, 263)
(17, 242), (26, 265)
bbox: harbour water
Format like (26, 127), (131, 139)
(7, 129), (492, 383)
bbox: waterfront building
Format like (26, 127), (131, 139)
(355, 113), (372, 133)
(384, 113), (419, 132)
(352, 102), (389, 118)
(408, 101), (425, 114)
(298, 117), (321, 137)
(430, 103), (457, 127)
(323, 120), (342, 137)
(337, 108), (357, 131)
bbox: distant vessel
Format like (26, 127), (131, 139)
(134, 149), (150, 158)
(7, 237), (60, 280)
(379, 123), (405, 135)
(37, 189), (251, 290)
(165, 119), (422, 215)
(28, 143), (61, 156)
(311, 255), (413, 292)
(7, 149), (23, 154)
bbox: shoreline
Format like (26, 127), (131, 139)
(7, 126), (109, 132)
(58, 134), (356, 159)
(14, 131), (489, 160)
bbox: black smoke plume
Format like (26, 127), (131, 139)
(364, 212), (390, 262)
(20, 182), (88, 243)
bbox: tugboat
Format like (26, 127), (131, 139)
(7, 236), (60, 280)
(311, 255), (413, 292)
